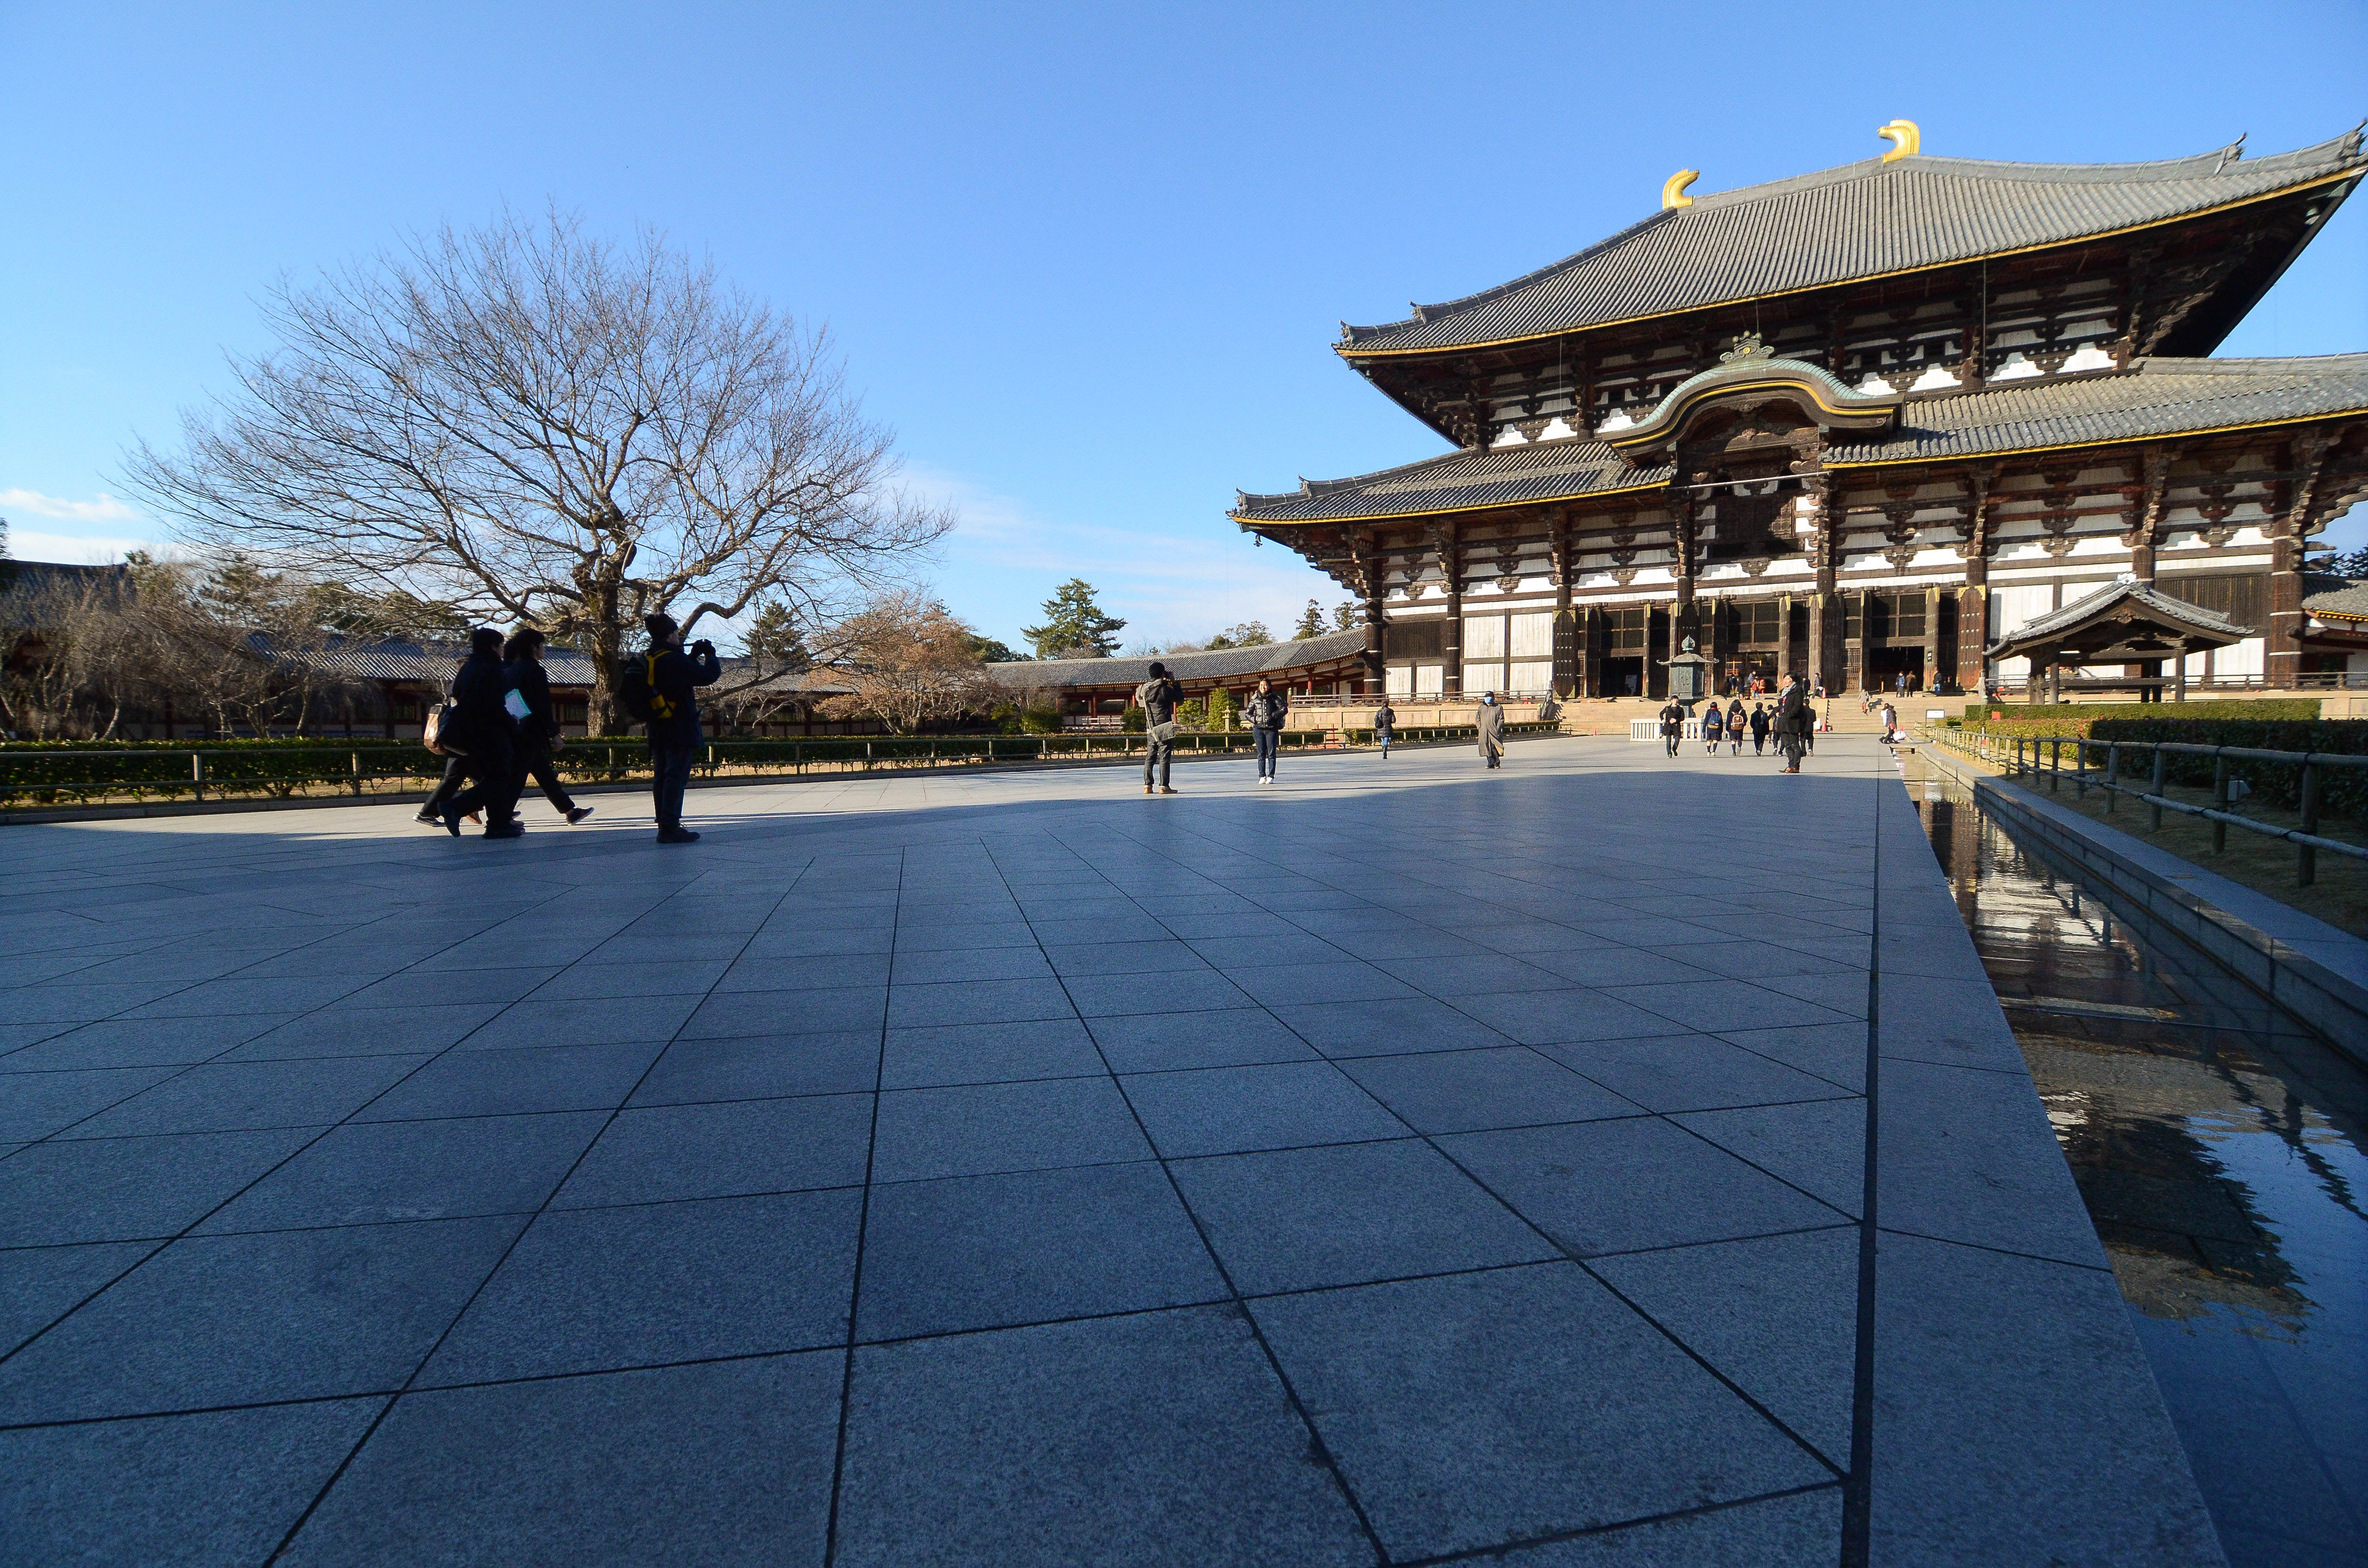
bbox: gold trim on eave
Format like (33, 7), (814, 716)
(1335, 169), (2362, 361)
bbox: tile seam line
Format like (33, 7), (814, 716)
(260, 852), (820, 1566)
(0, 879), (608, 1364)
(1393, 1478), (1848, 1567)
(1063, 810), (1852, 1487)
(818, 845), (904, 1568)
(1838, 761), (1885, 1568)
(988, 825), (1397, 1567)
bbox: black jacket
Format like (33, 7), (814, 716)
(503, 657), (559, 745)
(1243, 688), (1288, 729)
(1133, 676), (1183, 727)
(1775, 685), (1810, 736)
(448, 649), (513, 752)
(647, 643), (721, 747)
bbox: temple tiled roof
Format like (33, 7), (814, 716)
(1234, 355), (2368, 523)
(984, 629), (1369, 690)
(1340, 133), (2365, 354)
(1833, 354), (2368, 466)
(2304, 574), (2368, 623)
(1987, 580), (2252, 658)
(304, 637), (601, 686)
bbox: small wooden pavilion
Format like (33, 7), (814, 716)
(1986, 580), (2252, 702)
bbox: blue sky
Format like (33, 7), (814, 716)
(4, 1), (2364, 649)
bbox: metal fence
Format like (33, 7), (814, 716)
(1935, 728), (2368, 886)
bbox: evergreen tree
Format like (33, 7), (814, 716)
(743, 600), (812, 672)
(1022, 578), (1127, 658)
(1293, 600), (1327, 639)
(2326, 543), (2368, 578)
(967, 634), (1028, 663)
(1204, 620), (1271, 650)
(1332, 601), (1359, 632)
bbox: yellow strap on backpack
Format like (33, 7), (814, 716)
(647, 652), (676, 720)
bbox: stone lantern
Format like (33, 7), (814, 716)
(1666, 636), (1714, 709)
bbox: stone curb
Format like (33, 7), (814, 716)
(1918, 743), (2368, 1066)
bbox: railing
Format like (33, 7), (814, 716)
(1935, 728), (2368, 886)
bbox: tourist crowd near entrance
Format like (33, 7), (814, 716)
(1231, 123), (2368, 705)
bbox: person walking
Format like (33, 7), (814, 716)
(432, 628), (524, 837)
(637, 612), (721, 843)
(1700, 700), (1723, 756)
(1373, 698), (1395, 759)
(1659, 697), (1685, 758)
(1727, 697), (1746, 756)
(1245, 677), (1287, 785)
(1748, 701), (1770, 757)
(1775, 673), (1809, 774)
(503, 629), (593, 826)
(1880, 699), (1901, 745)
(1133, 661), (1184, 795)
(1477, 690), (1505, 769)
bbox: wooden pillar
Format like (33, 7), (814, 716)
(1922, 585), (1942, 696)
(1776, 592), (1794, 685)
(2270, 432), (2335, 689)
(2174, 639), (2189, 702)
(1432, 522), (1464, 698)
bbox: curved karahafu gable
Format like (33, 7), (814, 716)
(1601, 347), (1901, 460)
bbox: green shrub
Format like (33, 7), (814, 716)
(1120, 707), (1145, 734)
(1020, 705), (1061, 735)
(2081, 717), (2368, 821)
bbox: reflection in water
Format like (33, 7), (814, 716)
(1905, 764), (2368, 1568)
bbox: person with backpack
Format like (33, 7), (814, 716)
(1244, 677), (1287, 785)
(1373, 698), (1395, 759)
(1700, 700), (1723, 756)
(430, 627), (524, 837)
(1727, 698), (1747, 756)
(504, 629), (593, 826)
(1748, 701), (1771, 757)
(622, 612), (721, 843)
(1132, 661), (1184, 795)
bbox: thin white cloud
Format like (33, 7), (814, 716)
(909, 466), (1348, 649)
(2, 529), (177, 565)
(0, 488), (144, 524)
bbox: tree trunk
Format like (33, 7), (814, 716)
(589, 619), (623, 736)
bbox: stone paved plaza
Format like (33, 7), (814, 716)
(0, 737), (2220, 1565)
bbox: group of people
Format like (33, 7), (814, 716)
(1657, 673), (1815, 773)
(419, 612), (719, 843)
(1127, 669), (1510, 793)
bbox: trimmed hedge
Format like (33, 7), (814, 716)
(1954, 699), (2320, 736)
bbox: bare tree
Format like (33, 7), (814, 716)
(127, 208), (950, 733)
(814, 588), (992, 735)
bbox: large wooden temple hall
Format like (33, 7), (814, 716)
(1233, 123), (2368, 701)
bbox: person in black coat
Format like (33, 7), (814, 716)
(504, 629), (592, 825)
(433, 628), (524, 837)
(641, 612), (721, 843)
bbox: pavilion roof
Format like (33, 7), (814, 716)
(2303, 574), (2368, 624)
(1233, 355), (2368, 524)
(983, 629), (1369, 691)
(1986, 580), (2252, 662)
(1338, 131), (2364, 356)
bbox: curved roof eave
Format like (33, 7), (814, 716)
(1334, 131), (2366, 359)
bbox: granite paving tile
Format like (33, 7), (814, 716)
(1059, 968), (1258, 1018)
(1170, 1138), (1556, 1295)
(420, 1189), (860, 1384)
(1540, 1034), (1852, 1114)
(220, 1002), (509, 1060)
(886, 976), (1076, 1028)
(280, 1357), (839, 1568)
(3, 1012), (303, 1070)
(1496, 1486), (1840, 1565)
(1598, 978), (1856, 1035)
(198, 1111), (608, 1232)
(1249, 1263), (1832, 1561)
(529, 958), (735, 1000)
(834, 1306), (1371, 1568)
(61, 1054), (429, 1138)
(456, 994), (702, 1049)
(629, 1031), (880, 1104)
(679, 983), (886, 1039)
(879, 1018), (1106, 1088)
(0, 1065), (181, 1141)
(1270, 995), (1513, 1057)
(0, 1126), (318, 1245)
(0, 1238), (155, 1351)
(554, 1093), (872, 1206)
(0, 1215), (524, 1421)
(352, 1041), (665, 1121)
(1338, 1046), (1641, 1134)
(1121, 1061), (1407, 1158)
(1714, 1022), (1870, 1093)
(2, 1398), (390, 1568)
(1446, 987), (1683, 1046)
(857, 1162), (1223, 1339)
(1084, 1009), (1322, 1072)
(1440, 1116), (1845, 1257)
(871, 1076), (1150, 1182)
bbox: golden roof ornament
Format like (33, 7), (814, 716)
(1720, 332), (1775, 364)
(1661, 169), (1699, 210)
(1878, 120), (1921, 163)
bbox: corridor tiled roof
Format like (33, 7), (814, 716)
(2304, 575), (2368, 623)
(1340, 133), (2364, 354)
(1987, 580), (2252, 658)
(984, 629), (1369, 689)
(1234, 356), (2368, 523)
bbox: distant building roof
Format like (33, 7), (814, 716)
(2303, 574), (2368, 624)
(303, 637), (601, 686)
(0, 560), (131, 623)
(984, 629), (1369, 691)
(1339, 132), (2365, 354)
